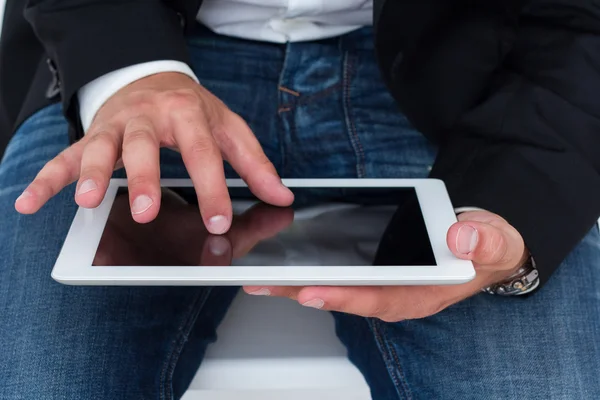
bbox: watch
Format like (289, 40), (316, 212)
(483, 257), (540, 296)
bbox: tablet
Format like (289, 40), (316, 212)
(52, 179), (475, 286)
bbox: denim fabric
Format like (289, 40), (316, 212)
(1, 27), (599, 400)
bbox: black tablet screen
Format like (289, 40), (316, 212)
(92, 186), (436, 267)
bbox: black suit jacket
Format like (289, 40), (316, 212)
(1, 0), (599, 288)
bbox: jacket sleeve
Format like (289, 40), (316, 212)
(23, 0), (201, 137)
(430, 3), (600, 286)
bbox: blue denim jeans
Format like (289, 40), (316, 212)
(1, 27), (599, 400)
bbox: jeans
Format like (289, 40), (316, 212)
(1, 27), (599, 400)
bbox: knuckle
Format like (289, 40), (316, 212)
(31, 176), (59, 198)
(88, 129), (119, 149)
(198, 193), (221, 207)
(80, 166), (108, 180)
(414, 301), (446, 320)
(405, 296), (438, 320)
(44, 152), (73, 179)
(51, 151), (70, 171)
(125, 115), (154, 131)
(378, 312), (402, 323)
(126, 90), (156, 108)
(255, 153), (275, 170)
(370, 301), (395, 321)
(127, 174), (154, 189)
(188, 138), (218, 158)
(80, 165), (112, 179)
(423, 303), (445, 319)
(116, 101), (155, 122)
(286, 290), (299, 301)
(123, 129), (154, 147)
(489, 214), (509, 225)
(162, 89), (201, 110)
(483, 233), (508, 263)
(212, 124), (234, 147)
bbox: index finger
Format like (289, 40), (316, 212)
(15, 140), (86, 214)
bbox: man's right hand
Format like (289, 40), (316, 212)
(14, 72), (294, 234)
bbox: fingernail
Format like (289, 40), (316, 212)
(208, 235), (230, 256)
(249, 288), (271, 296)
(16, 190), (32, 203)
(131, 195), (153, 215)
(456, 225), (478, 254)
(302, 298), (325, 309)
(208, 215), (230, 235)
(77, 179), (97, 195)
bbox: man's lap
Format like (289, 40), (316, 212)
(4, 105), (600, 400)
(2, 28), (600, 399)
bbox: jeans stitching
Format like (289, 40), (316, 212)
(159, 288), (213, 400)
(281, 110), (299, 177)
(341, 50), (366, 178)
(277, 43), (293, 175)
(367, 318), (414, 400)
(278, 82), (344, 111)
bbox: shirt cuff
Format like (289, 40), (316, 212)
(78, 60), (199, 132)
(454, 206), (485, 214)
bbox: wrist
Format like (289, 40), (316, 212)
(483, 256), (540, 296)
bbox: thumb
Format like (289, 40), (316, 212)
(447, 220), (525, 268)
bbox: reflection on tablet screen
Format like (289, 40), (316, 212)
(92, 187), (436, 267)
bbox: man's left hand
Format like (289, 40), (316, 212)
(243, 210), (529, 322)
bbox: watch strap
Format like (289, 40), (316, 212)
(483, 257), (539, 296)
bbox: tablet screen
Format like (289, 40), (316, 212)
(92, 186), (436, 267)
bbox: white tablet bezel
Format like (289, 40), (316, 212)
(52, 179), (475, 286)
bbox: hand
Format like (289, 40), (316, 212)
(15, 72), (294, 234)
(243, 210), (529, 321)
(95, 189), (295, 267)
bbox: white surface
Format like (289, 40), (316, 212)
(52, 178), (475, 286)
(182, 292), (371, 400)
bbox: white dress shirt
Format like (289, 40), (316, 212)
(79, 0), (373, 131)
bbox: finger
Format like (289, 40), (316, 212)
(200, 235), (232, 266)
(296, 286), (390, 315)
(121, 117), (161, 223)
(246, 285), (400, 319)
(216, 112), (294, 206)
(76, 127), (121, 208)
(243, 285), (302, 300)
(227, 204), (294, 258)
(248, 281), (485, 321)
(447, 219), (525, 269)
(294, 286), (457, 322)
(15, 140), (86, 214)
(172, 110), (232, 234)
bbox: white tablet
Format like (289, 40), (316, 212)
(52, 179), (475, 286)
